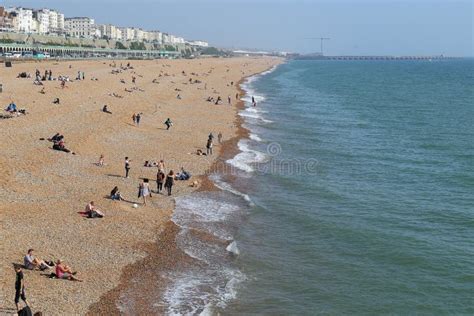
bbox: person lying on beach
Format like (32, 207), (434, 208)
(215, 96), (222, 105)
(196, 149), (207, 156)
(85, 201), (104, 218)
(17, 72), (31, 78)
(55, 260), (82, 282)
(24, 249), (53, 271)
(144, 160), (158, 167)
(33, 80), (43, 86)
(102, 105), (112, 114)
(110, 186), (124, 201)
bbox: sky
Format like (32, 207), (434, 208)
(3, 0), (473, 56)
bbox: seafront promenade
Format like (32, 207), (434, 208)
(0, 42), (180, 59)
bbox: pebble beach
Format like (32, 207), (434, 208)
(0, 56), (281, 315)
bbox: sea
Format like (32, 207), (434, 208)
(162, 59), (474, 315)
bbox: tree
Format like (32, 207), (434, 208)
(115, 41), (126, 49)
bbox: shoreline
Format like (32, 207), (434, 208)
(0, 57), (282, 315)
(83, 61), (283, 314)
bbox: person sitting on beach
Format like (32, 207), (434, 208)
(98, 154), (105, 166)
(52, 98), (60, 105)
(215, 96), (222, 105)
(23, 249), (53, 271)
(49, 133), (63, 142)
(55, 259), (82, 282)
(176, 94), (182, 99)
(176, 167), (191, 181)
(102, 105), (112, 114)
(5, 102), (17, 113)
(52, 140), (71, 153)
(110, 187), (123, 201)
(85, 201), (104, 218)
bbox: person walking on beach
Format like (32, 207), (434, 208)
(138, 179), (151, 205)
(164, 171), (175, 196)
(218, 132), (223, 144)
(14, 266), (29, 312)
(158, 159), (165, 173)
(206, 137), (213, 155)
(124, 157), (131, 178)
(236, 93), (239, 100)
(156, 170), (165, 193)
(136, 113), (141, 127)
(132, 113), (137, 125)
(228, 96), (231, 105)
(164, 118), (173, 130)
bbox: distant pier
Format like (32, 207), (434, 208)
(293, 55), (453, 61)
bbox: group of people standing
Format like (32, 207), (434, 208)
(125, 158), (176, 206)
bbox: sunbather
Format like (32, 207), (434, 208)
(23, 249), (53, 271)
(55, 259), (82, 281)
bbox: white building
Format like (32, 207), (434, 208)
(33, 9), (50, 34)
(65, 17), (96, 38)
(48, 10), (64, 34)
(172, 36), (185, 44)
(187, 40), (209, 47)
(7, 7), (34, 33)
(148, 30), (162, 44)
(98, 24), (121, 40)
(162, 33), (170, 44)
(132, 28), (144, 41)
(118, 27), (134, 41)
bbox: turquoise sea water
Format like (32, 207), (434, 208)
(226, 59), (474, 315)
(165, 59), (473, 315)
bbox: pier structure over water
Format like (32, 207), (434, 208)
(293, 54), (453, 61)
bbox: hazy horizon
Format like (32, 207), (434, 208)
(2, 0), (473, 56)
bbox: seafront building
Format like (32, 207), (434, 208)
(64, 17), (98, 38)
(0, 5), (209, 57)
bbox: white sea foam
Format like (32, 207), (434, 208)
(226, 140), (269, 173)
(163, 266), (245, 315)
(249, 133), (263, 142)
(210, 174), (254, 206)
(226, 241), (240, 255)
